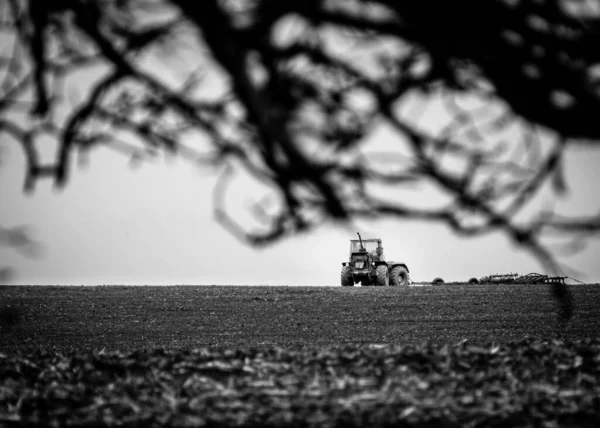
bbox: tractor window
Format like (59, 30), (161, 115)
(351, 241), (378, 253)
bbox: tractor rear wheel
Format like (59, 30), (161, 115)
(341, 266), (353, 286)
(375, 265), (389, 286)
(390, 266), (409, 287)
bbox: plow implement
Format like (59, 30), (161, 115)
(479, 272), (567, 285)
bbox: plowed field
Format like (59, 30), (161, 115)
(2, 284), (599, 352)
(1, 285), (600, 427)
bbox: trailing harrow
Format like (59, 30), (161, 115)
(478, 272), (567, 284)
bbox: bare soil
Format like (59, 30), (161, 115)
(1, 284), (599, 352)
(1, 284), (599, 427)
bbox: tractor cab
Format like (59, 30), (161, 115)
(349, 239), (383, 262)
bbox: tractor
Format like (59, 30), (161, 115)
(341, 233), (410, 286)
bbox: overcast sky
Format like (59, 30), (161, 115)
(2, 127), (599, 285)
(1, 6), (599, 286)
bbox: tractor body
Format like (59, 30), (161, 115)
(341, 233), (410, 286)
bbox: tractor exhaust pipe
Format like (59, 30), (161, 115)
(357, 232), (365, 251)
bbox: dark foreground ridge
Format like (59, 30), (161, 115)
(1, 340), (599, 427)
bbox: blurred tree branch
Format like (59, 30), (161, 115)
(0, 224), (40, 284)
(2, 0), (600, 319)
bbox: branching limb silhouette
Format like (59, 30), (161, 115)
(2, 0), (600, 319)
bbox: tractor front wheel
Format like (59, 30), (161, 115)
(375, 265), (389, 286)
(341, 266), (353, 286)
(390, 266), (409, 287)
